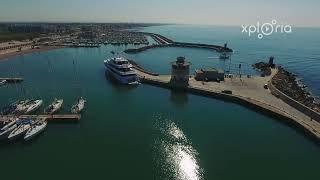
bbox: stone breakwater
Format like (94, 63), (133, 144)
(252, 62), (272, 76)
(132, 66), (320, 142)
(272, 66), (320, 113)
(124, 33), (233, 53)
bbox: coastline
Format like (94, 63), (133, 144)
(0, 46), (63, 62)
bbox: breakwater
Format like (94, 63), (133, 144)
(124, 32), (233, 53)
(132, 66), (320, 143)
(270, 74), (320, 122)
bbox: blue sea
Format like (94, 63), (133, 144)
(140, 25), (320, 96)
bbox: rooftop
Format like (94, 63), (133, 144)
(196, 67), (224, 73)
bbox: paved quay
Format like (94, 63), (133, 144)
(134, 67), (320, 141)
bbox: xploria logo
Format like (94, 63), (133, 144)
(241, 20), (292, 39)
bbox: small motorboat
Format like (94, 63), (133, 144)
(71, 97), (86, 114)
(25, 100), (43, 114)
(0, 80), (7, 86)
(219, 52), (230, 60)
(8, 119), (32, 140)
(24, 120), (47, 141)
(44, 99), (63, 114)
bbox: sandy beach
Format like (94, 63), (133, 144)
(0, 45), (63, 61)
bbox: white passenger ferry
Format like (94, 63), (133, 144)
(104, 57), (139, 85)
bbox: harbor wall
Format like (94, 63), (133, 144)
(124, 43), (232, 53)
(139, 77), (320, 143)
(268, 81), (320, 122)
(124, 32), (233, 53)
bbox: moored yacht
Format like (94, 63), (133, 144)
(8, 119), (33, 140)
(13, 99), (31, 114)
(71, 97), (86, 114)
(104, 56), (139, 85)
(44, 99), (63, 114)
(0, 118), (22, 139)
(25, 100), (43, 114)
(24, 120), (47, 141)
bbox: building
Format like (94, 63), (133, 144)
(195, 67), (225, 82)
(170, 57), (191, 87)
(0, 41), (33, 51)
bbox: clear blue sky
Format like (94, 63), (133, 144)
(0, 0), (319, 27)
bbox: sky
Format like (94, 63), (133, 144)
(0, 0), (319, 27)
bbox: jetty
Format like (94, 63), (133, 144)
(0, 77), (23, 83)
(124, 32), (233, 53)
(0, 114), (81, 124)
(131, 59), (320, 142)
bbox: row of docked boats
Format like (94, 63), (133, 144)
(0, 118), (47, 141)
(0, 97), (86, 142)
(2, 99), (44, 115)
(1, 97), (87, 115)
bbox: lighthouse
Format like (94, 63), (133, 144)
(170, 56), (191, 88)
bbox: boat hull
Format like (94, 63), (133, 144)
(45, 100), (63, 114)
(0, 125), (17, 139)
(8, 124), (31, 140)
(24, 121), (47, 141)
(25, 100), (43, 114)
(105, 67), (139, 85)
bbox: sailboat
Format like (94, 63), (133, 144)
(44, 99), (63, 114)
(0, 118), (22, 139)
(24, 100), (43, 114)
(71, 97), (86, 114)
(13, 99), (31, 114)
(8, 119), (33, 140)
(24, 120), (47, 141)
(71, 57), (87, 114)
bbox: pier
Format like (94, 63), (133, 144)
(132, 65), (320, 142)
(0, 114), (81, 124)
(124, 32), (233, 53)
(0, 77), (23, 83)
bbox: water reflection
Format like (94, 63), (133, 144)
(170, 90), (189, 107)
(153, 114), (203, 180)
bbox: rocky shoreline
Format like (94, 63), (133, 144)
(252, 57), (320, 113)
(272, 66), (320, 113)
(252, 61), (272, 76)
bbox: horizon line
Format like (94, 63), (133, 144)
(0, 21), (319, 28)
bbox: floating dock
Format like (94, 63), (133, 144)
(0, 114), (81, 124)
(132, 66), (320, 142)
(0, 77), (24, 83)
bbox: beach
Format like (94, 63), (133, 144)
(0, 45), (62, 61)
